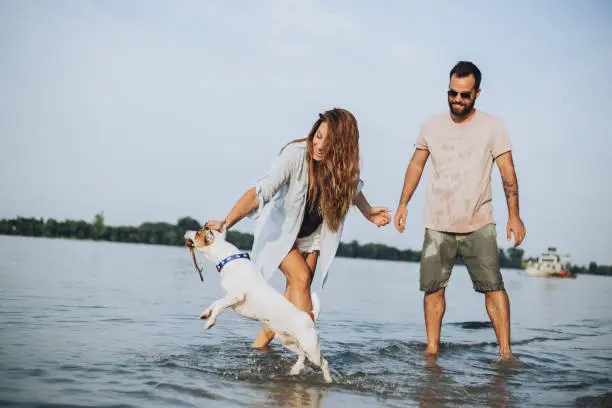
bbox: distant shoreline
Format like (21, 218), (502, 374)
(1, 214), (610, 276)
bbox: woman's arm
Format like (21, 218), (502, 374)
(353, 191), (372, 217)
(206, 187), (258, 232)
(353, 191), (391, 227)
(206, 145), (302, 231)
(223, 187), (259, 229)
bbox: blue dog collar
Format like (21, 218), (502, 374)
(216, 253), (250, 272)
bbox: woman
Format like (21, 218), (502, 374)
(206, 108), (391, 348)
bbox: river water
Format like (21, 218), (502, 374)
(1, 235), (610, 407)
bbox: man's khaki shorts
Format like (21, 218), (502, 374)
(419, 223), (505, 294)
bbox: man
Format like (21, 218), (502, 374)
(394, 61), (526, 360)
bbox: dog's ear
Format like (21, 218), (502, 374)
(203, 229), (215, 245)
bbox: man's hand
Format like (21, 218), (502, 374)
(495, 151), (525, 247)
(506, 216), (526, 247)
(367, 207), (391, 227)
(394, 206), (407, 233)
(394, 149), (428, 234)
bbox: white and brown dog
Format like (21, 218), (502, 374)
(184, 224), (332, 383)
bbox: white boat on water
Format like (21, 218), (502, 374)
(523, 247), (577, 279)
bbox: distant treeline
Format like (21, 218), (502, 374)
(568, 263), (612, 276)
(1, 214), (610, 276)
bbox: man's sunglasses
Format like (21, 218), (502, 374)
(447, 89), (473, 99)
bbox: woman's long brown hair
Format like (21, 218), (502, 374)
(280, 108), (360, 232)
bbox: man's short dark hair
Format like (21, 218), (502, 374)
(450, 61), (481, 90)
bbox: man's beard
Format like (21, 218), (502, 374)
(449, 99), (475, 117)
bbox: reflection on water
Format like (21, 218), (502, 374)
(413, 353), (519, 408)
(258, 381), (327, 408)
(413, 354), (464, 408)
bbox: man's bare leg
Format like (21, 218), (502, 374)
(485, 289), (513, 359)
(424, 288), (446, 354)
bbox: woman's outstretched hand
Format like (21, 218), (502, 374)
(367, 207), (392, 227)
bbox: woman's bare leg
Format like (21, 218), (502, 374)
(251, 248), (319, 348)
(302, 250), (319, 319)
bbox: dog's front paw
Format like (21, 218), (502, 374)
(199, 309), (212, 320)
(204, 319), (216, 329)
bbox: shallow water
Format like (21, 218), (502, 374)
(0, 235), (610, 407)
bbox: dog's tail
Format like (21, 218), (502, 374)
(311, 291), (321, 321)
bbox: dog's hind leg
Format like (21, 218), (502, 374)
(301, 334), (333, 383)
(278, 335), (306, 376)
(320, 356), (332, 383)
(199, 292), (246, 329)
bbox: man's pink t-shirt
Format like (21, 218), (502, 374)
(415, 110), (512, 233)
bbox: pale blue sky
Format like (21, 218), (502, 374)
(1, 1), (610, 266)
